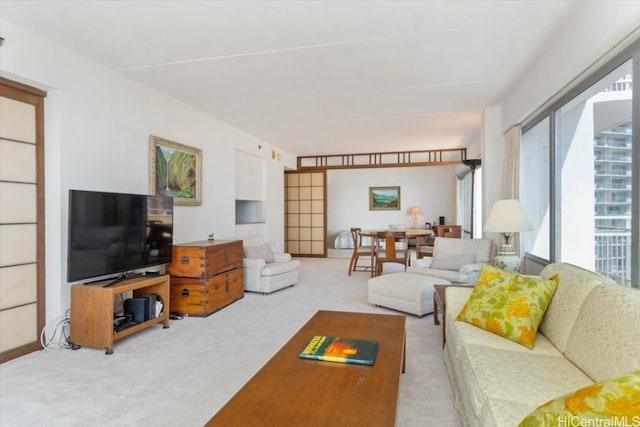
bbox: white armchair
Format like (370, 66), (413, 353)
(242, 237), (299, 294)
(407, 237), (493, 284)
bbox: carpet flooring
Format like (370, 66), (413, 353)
(0, 258), (460, 426)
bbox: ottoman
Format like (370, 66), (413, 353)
(368, 272), (451, 317)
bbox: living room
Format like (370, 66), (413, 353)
(1, 1), (640, 426)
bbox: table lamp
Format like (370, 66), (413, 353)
(483, 199), (532, 273)
(408, 206), (421, 229)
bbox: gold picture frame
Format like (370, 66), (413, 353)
(149, 135), (202, 206)
(369, 186), (401, 210)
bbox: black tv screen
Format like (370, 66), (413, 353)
(67, 190), (174, 283)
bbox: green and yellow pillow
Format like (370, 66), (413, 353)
(519, 370), (640, 426)
(455, 264), (558, 348)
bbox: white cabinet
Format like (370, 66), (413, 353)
(235, 150), (265, 201)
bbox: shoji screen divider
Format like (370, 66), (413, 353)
(0, 77), (46, 363)
(285, 171), (326, 257)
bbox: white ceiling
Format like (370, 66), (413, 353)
(0, 1), (577, 156)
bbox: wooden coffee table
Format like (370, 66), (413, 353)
(206, 310), (406, 426)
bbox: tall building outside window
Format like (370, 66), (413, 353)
(521, 52), (638, 288)
(555, 63), (632, 286)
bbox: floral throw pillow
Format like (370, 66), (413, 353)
(519, 370), (640, 427)
(455, 263), (558, 348)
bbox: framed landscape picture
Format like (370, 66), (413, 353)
(369, 186), (400, 210)
(149, 135), (202, 206)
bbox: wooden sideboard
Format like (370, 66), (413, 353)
(434, 225), (462, 238)
(167, 240), (244, 316)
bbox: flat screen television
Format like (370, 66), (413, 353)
(67, 190), (174, 283)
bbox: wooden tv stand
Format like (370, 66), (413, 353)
(70, 275), (170, 354)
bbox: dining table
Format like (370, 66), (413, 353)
(360, 228), (434, 273)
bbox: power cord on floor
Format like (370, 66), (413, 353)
(40, 309), (73, 350)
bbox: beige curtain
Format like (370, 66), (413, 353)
(502, 125), (522, 253)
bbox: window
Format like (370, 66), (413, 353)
(521, 45), (638, 288)
(457, 165), (482, 239)
(521, 118), (550, 260)
(555, 62), (633, 286)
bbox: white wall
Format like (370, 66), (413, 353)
(0, 19), (295, 318)
(500, 2), (640, 130)
(264, 156), (286, 252)
(327, 165), (459, 242)
(480, 106), (504, 250)
(483, 2), (640, 251)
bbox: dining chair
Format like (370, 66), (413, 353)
(374, 231), (409, 276)
(417, 234), (436, 258)
(348, 227), (373, 276)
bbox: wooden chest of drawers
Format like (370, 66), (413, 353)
(167, 240), (244, 316)
(169, 269), (243, 316)
(167, 239), (243, 279)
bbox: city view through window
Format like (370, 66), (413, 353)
(522, 61), (636, 288)
(557, 65), (634, 287)
(594, 117), (633, 285)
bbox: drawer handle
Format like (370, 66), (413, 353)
(181, 289), (190, 297)
(180, 256), (190, 265)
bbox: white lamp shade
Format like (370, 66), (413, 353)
(408, 206), (421, 215)
(484, 199), (533, 233)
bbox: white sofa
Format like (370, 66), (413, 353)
(407, 237), (493, 284)
(241, 237), (299, 294)
(444, 263), (640, 426)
